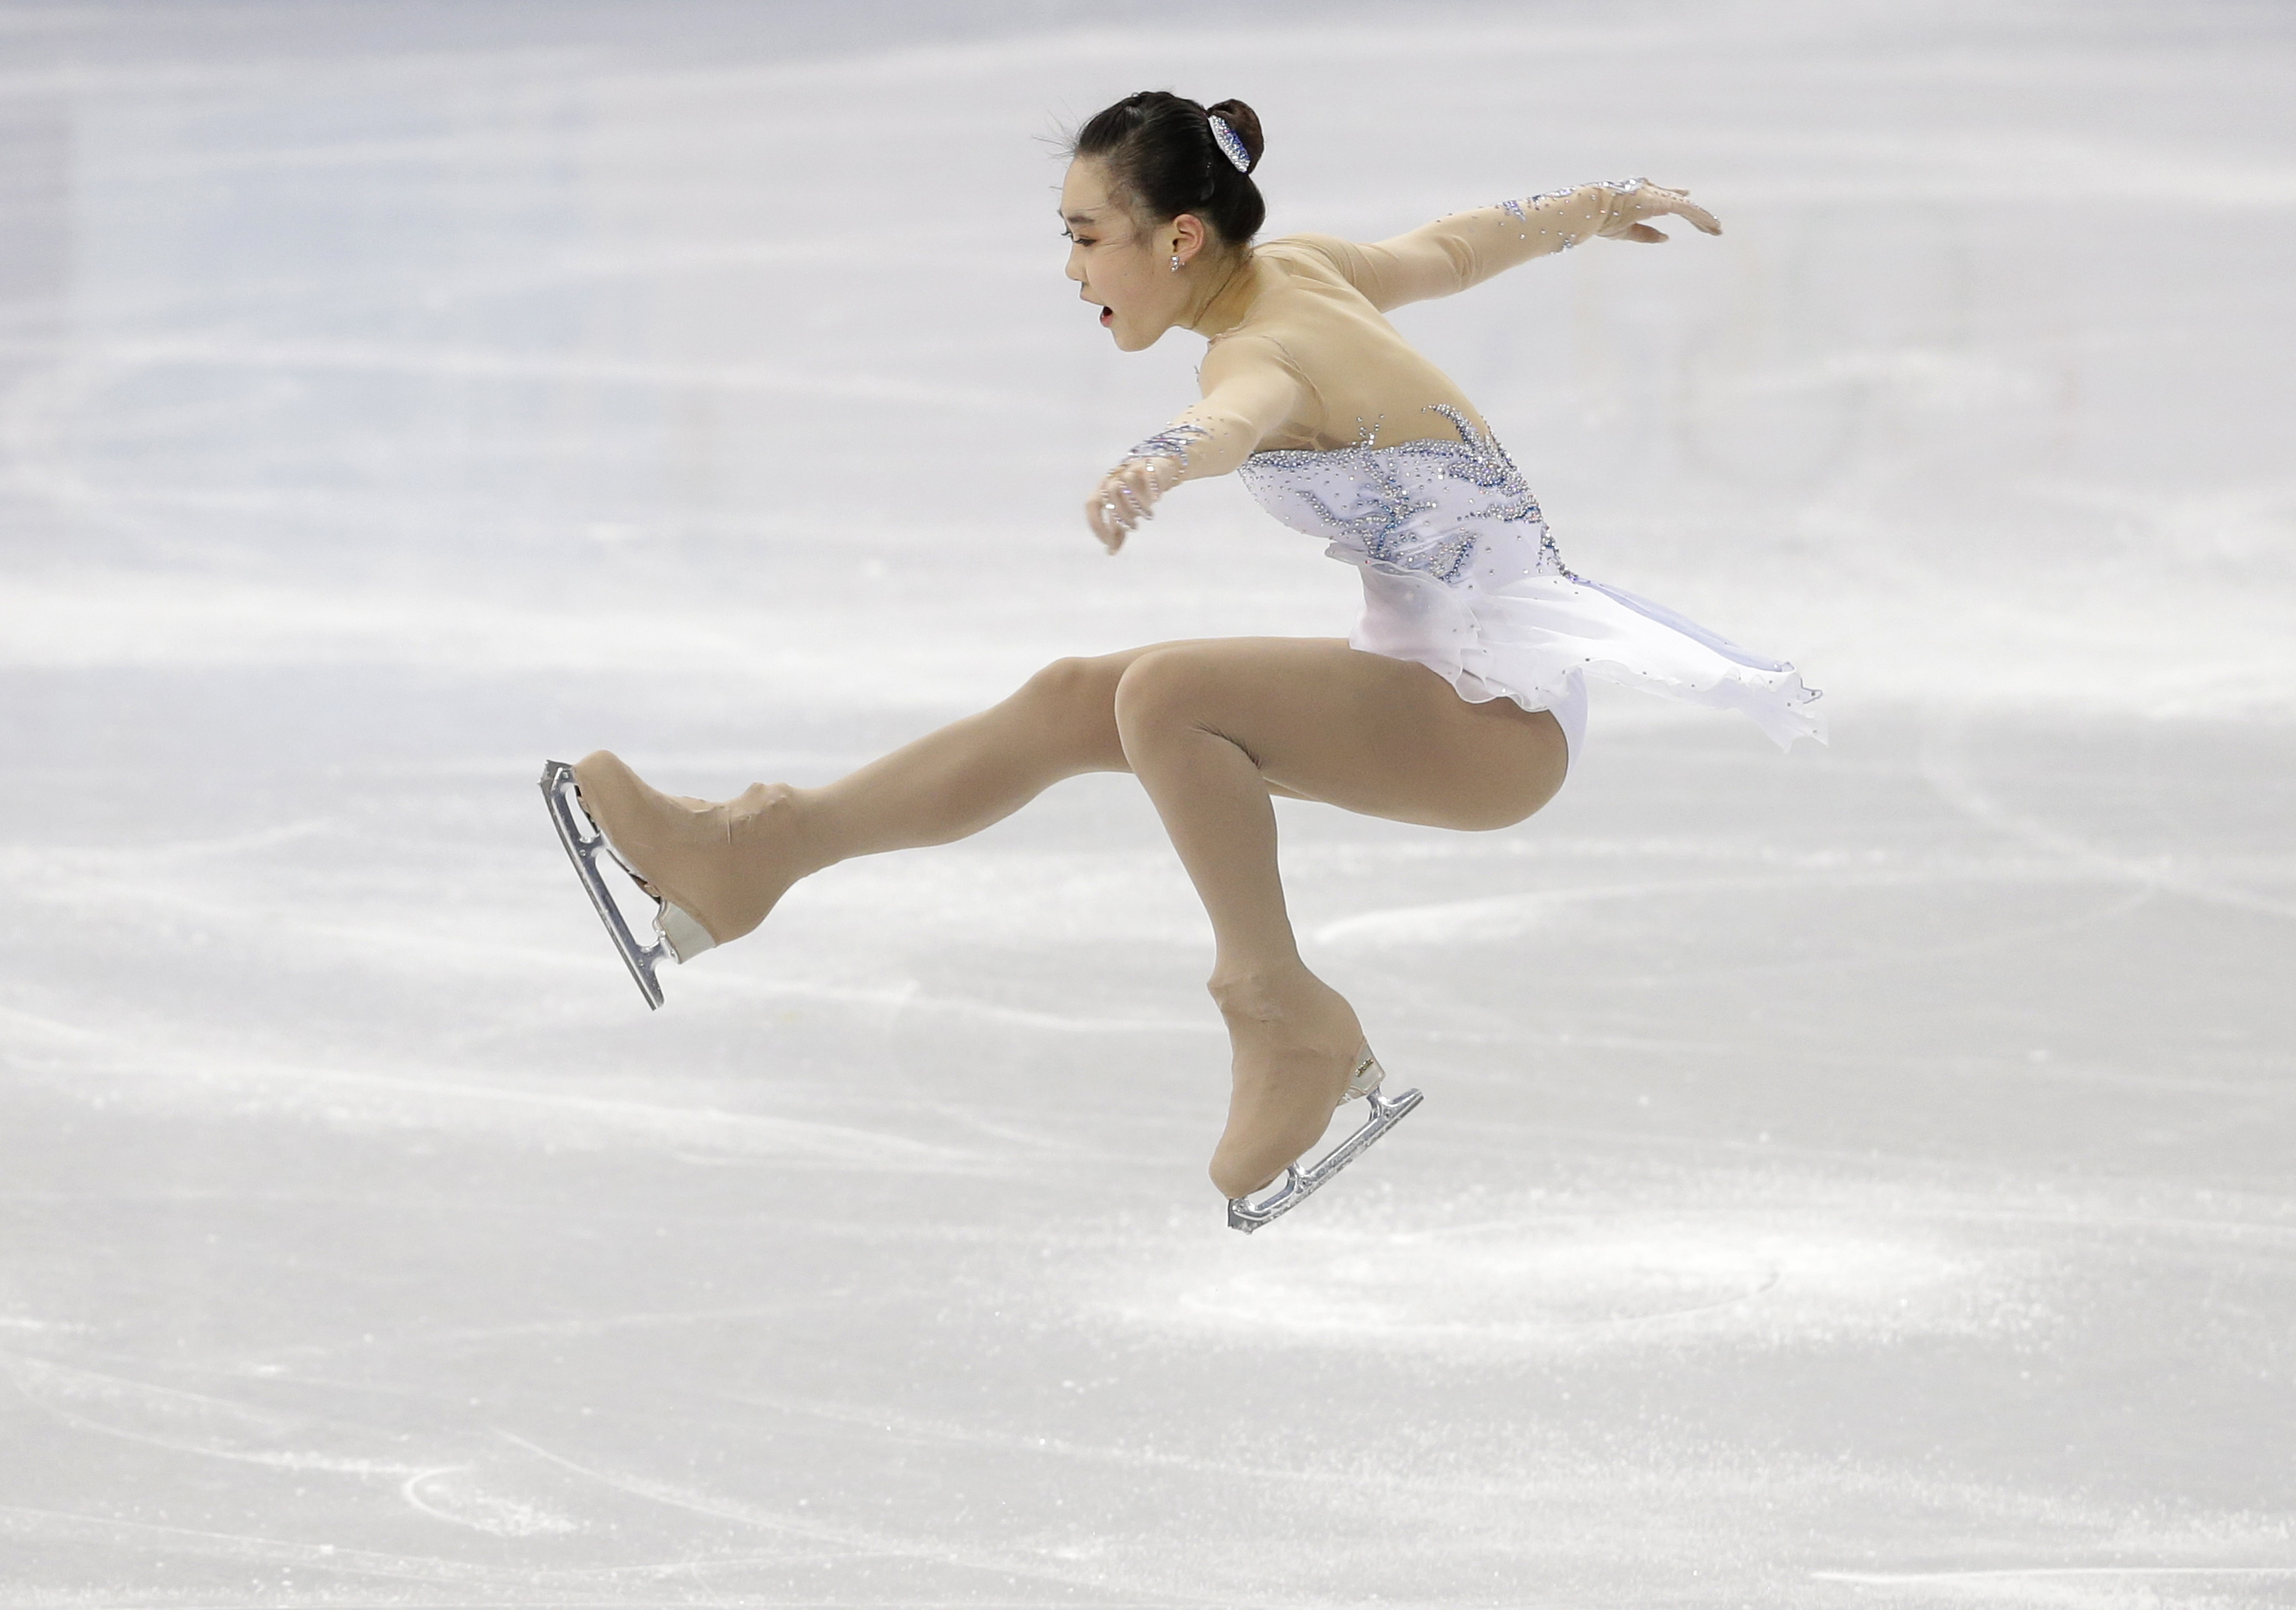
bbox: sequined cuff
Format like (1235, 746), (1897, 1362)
(1121, 423), (1209, 472)
(1518, 185), (1596, 249)
(1506, 180), (1648, 249)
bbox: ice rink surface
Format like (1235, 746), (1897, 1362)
(2, 1), (2293, 1603)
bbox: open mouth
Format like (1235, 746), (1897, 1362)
(1099, 306), (1114, 327)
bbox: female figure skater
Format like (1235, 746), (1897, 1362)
(545, 91), (1819, 1223)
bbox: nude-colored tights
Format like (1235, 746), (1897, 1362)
(578, 637), (1566, 1197)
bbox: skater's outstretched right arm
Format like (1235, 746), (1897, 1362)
(1085, 332), (1306, 554)
(1298, 181), (1720, 311)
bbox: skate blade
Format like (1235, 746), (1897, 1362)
(1225, 1083), (1424, 1235)
(540, 759), (671, 1010)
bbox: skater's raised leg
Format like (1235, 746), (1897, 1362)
(794, 653), (1134, 866)
(1111, 638), (1569, 1197)
(574, 648), (1155, 946)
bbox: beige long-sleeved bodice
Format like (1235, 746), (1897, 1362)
(1130, 181), (1643, 476)
(1118, 181), (1824, 760)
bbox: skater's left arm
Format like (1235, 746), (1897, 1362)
(1085, 333), (1305, 554)
(1330, 181), (1721, 310)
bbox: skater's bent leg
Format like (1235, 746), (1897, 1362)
(1114, 662), (1352, 1196)
(1111, 639), (1567, 1197)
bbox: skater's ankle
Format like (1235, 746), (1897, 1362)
(734, 781), (832, 877)
(1206, 965), (1324, 1025)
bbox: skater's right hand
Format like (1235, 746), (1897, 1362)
(1085, 455), (1175, 555)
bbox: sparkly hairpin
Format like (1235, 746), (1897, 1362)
(1206, 113), (1251, 174)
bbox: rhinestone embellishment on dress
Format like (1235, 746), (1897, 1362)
(1238, 406), (1564, 586)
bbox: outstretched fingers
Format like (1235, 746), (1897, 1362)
(1606, 183), (1723, 243)
(1666, 190), (1723, 235)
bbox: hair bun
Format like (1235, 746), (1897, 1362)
(1205, 99), (1264, 174)
(1070, 90), (1268, 244)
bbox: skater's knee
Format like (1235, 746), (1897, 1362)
(1009, 655), (1126, 766)
(1016, 656), (1105, 713)
(1111, 647), (1216, 735)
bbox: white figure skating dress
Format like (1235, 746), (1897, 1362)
(1237, 406), (1822, 758)
(1113, 182), (1822, 757)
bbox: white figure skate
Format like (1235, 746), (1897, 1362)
(1225, 1046), (1423, 1233)
(540, 760), (715, 1010)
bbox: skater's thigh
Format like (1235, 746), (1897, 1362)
(1114, 638), (1568, 829)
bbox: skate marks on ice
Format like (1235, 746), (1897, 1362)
(485, 1429), (1282, 1607)
(672, 1391), (2245, 1607)
(0, 1498), (930, 1601)
(1104, 1165), (2050, 1355)
(503, 1379), (2296, 1610)
(1307, 856), (2159, 977)
(1812, 1563), (2296, 1595)
(0, 1374), (1297, 1606)
(1288, 797), (2224, 978)
(1917, 716), (2296, 924)
(8, 1344), (2287, 1610)
(5, 1351), (458, 1484)
(0, 1359), (615, 1574)
(0, 1356), (1134, 1599)
(1112, 1145), (2296, 1352)
(3, 1358), (586, 1539)
(0, 998), (976, 1172)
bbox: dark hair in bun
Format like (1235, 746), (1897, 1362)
(1070, 90), (1266, 246)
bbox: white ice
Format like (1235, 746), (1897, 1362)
(2, 2), (2293, 1605)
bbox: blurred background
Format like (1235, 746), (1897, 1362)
(1, 2), (2291, 1604)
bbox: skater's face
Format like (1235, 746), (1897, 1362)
(1060, 157), (1210, 352)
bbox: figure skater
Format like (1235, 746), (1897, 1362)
(542, 91), (1820, 1228)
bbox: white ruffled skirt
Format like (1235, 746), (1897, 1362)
(1348, 563), (1825, 761)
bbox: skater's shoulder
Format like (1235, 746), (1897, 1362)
(1224, 239), (1384, 328)
(1251, 235), (1373, 297)
(1257, 232), (1356, 271)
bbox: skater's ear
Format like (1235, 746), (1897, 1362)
(1165, 210), (1212, 269)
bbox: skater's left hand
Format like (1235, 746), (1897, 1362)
(1085, 456), (1175, 555)
(1597, 181), (1722, 243)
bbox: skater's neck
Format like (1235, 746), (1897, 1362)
(1181, 247), (1258, 340)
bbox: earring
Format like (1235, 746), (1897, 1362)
(1170, 253), (1182, 273)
